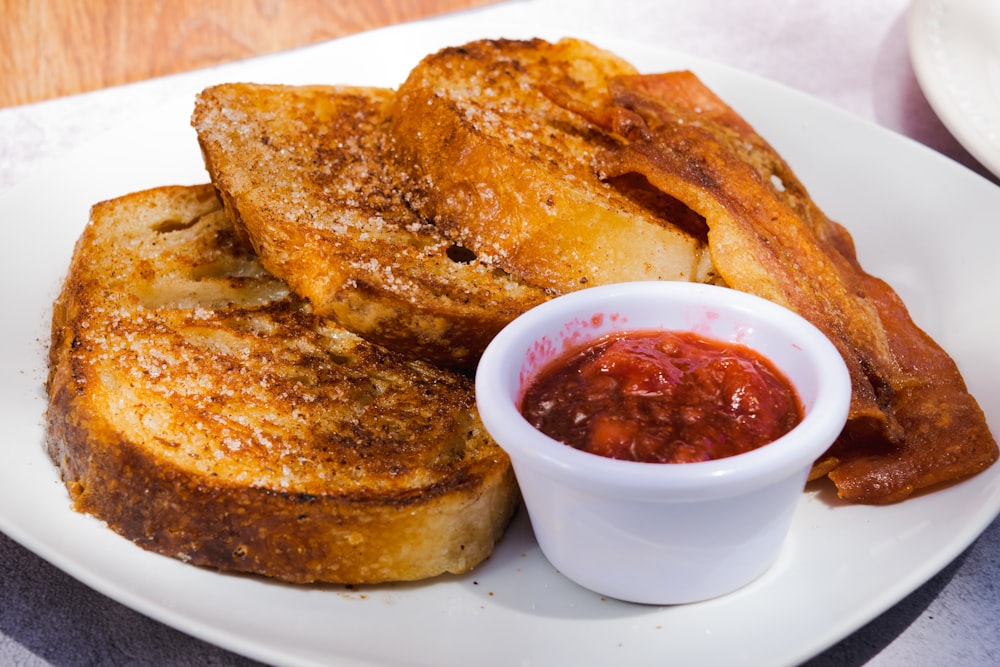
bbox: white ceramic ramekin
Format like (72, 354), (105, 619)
(475, 281), (851, 604)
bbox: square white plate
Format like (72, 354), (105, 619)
(2, 16), (999, 667)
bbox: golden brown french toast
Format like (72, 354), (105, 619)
(192, 83), (549, 369)
(45, 184), (519, 584)
(388, 37), (717, 292)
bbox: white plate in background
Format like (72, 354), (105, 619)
(909, 0), (1000, 178)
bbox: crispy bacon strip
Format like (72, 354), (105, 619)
(554, 71), (997, 503)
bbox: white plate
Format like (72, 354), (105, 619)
(909, 0), (1000, 178)
(3, 17), (1000, 667)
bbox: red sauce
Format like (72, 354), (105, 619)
(519, 330), (803, 463)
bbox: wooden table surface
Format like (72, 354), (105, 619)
(0, 0), (493, 108)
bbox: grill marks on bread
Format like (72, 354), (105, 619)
(45, 185), (519, 583)
(193, 83), (549, 369)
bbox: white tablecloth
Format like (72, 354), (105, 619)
(2, 1), (997, 665)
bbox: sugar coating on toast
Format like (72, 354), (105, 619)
(389, 37), (719, 292)
(193, 83), (550, 369)
(45, 184), (519, 583)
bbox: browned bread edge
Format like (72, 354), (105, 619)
(45, 184), (519, 583)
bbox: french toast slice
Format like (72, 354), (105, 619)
(388, 37), (717, 292)
(192, 83), (549, 369)
(45, 184), (519, 584)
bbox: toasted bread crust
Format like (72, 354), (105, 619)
(46, 185), (518, 583)
(388, 38), (716, 292)
(193, 83), (549, 368)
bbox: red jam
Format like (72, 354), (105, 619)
(519, 330), (803, 463)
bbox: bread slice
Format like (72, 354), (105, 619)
(388, 37), (717, 292)
(192, 83), (549, 369)
(45, 184), (519, 584)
